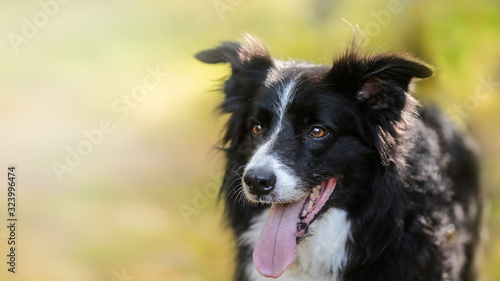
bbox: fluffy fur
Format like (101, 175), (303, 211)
(196, 36), (481, 281)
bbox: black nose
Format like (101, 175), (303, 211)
(243, 169), (276, 196)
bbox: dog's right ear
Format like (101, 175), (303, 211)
(195, 35), (274, 77)
(195, 41), (241, 64)
(195, 36), (274, 153)
(195, 41), (243, 65)
(195, 35), (274, 95)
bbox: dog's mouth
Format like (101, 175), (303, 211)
(252, 178), (337, 278)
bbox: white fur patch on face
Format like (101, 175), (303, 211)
(242, 151), (304, 203)
(241, 208), (351, 281)
(242, 80), (304, 203)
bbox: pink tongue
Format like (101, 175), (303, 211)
(252, 197), (306, 278)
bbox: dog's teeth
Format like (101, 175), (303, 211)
(311, 185), (320, 197)
(301, 210), (308, 217)
(308, 200), (314, 210)
(310, 192), (317, 200)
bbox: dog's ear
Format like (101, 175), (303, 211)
(195, 35), (274, 86)
(326, 50), (432, 114)
(326, 50), (432, 164)
(195, 35), (274, 153)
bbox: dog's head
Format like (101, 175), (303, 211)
(196, 35), (432, 277)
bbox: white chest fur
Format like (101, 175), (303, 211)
(240, 208), (351, 281)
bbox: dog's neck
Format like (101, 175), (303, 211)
(240, 207), (351, 281)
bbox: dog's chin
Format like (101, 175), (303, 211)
(249, 177), (338, 278)
(243, 178), (337, 232)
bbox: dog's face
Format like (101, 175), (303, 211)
(197, 36), (431, 206)
(238, 64), (368, 204)
(196, 36), (432, 277)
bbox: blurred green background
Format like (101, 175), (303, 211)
(0, 0), (499, 280)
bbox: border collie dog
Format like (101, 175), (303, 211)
(196, 36), (481, 281)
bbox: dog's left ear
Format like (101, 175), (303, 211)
(326, 50), (432, 164)
(326, 51), (432, 113)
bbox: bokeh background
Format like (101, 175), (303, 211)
(0, 0), (499, 280)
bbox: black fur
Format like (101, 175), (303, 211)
(196, 36), (481, 281)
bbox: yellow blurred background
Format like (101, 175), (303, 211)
(0, 0), (499, 280)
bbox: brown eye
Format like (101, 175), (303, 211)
(309, 126), (328, 138)
(252, 124), (263, 135)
